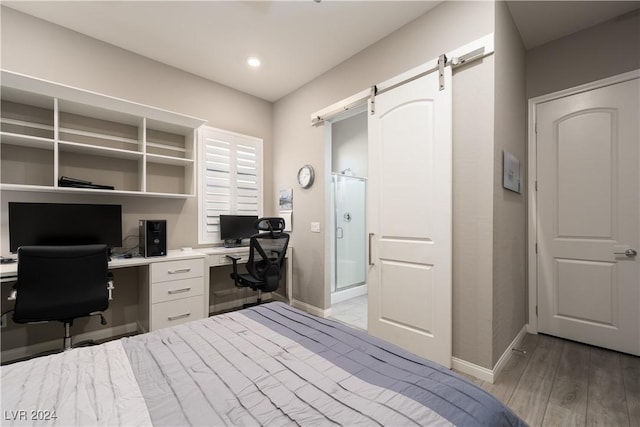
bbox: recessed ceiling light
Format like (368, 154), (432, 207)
(247, 57), (261, 68)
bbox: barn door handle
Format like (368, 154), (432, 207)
(368, 233), (375, 266)
(614, 248), (637, 257)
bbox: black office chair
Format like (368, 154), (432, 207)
(227, 217), (290, 306)
(11, 244), (114, 351)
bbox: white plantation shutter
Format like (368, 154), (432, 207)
(198, 126), (263, 244)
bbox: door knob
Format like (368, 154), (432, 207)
(614, 248), (638, 257)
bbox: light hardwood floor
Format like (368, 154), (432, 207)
(456, 333), (640, 427)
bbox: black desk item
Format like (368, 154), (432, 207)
(227, 217), (289, 306)
(13, 244), (113, 350)
(8, 202), (122, 253)
(58, 176), (115, 190)
(139, 219), (167, 257)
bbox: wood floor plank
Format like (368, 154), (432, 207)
(542, 340), (589, 426)
(587, 346), (629, 427)
(507, 334), (563, 426)
(451, 333), (636, 427)
(620, 353), (640, 427)
(483, 333), (540, 404)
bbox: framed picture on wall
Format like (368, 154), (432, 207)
(503, 150), (521, 193)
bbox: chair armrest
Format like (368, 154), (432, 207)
(226, 255), (242, 285)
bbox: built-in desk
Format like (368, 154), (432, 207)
(0, 246), (293, 361)
(0, 250), (204, 280)
(0, 250), (208, 334)
(0, 246), (293, 329)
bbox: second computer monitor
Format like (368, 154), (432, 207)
(220, 215), (258, 247)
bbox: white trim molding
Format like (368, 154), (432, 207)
(452, 325), (528, 384)
(291, 299), (332, 318)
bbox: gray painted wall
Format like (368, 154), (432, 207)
(526, 9), (640, 99)
(492, 0), (527, 367)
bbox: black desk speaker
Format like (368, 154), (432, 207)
(139, 220), (166, 257)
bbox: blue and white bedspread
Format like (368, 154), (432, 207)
(1, 302), (526, 426)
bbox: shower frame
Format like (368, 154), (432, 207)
(332, 172), (367, 293)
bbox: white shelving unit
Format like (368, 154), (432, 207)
(0, 70), (207, 198)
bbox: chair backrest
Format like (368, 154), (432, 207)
(14, 244), (110, 323)
(246, 218), (290, 292)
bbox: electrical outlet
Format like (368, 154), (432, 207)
(1, 314), (7, 329)
(310, 222), (321, 233)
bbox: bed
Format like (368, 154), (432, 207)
(2, 302), (526, 426)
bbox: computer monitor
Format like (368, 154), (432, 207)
(219, 215), (258, 247)
(8, 202), (123, 253)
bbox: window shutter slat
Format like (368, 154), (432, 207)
(199, 127), (263, 244)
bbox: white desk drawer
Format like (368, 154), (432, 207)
(151, 276), (203, 304)
(151, 296), (204, 330)
(151, 258), (204, 283)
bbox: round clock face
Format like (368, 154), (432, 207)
(297, 165), (315, 188)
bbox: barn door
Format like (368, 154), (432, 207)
(367, 66), (452, 367)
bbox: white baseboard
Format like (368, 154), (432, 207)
(291, 299), (331, 318)
(451, 357), (495, 383)
(1, 322), (138, 364)
(491, 324), (528, 381)
(452, 324), (528, 384)
(331, 284), (367, 305)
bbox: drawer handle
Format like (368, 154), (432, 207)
(168, 312), (191, 321)
(168, 268), (191, 274)
(168, 287), (191, 295)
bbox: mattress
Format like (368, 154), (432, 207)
(1, 302), (526, 426)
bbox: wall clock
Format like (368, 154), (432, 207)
(297, 164), (315, 189)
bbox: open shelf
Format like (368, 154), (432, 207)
(0, 183), (195, 199)
(59, 140), (144, 161)
(0, 131), (54, 150)
(0, 69), (206, 198)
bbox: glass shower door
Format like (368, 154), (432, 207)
(333, 174), (366, 291)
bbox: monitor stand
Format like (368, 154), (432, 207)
(223, 239), (245, 248)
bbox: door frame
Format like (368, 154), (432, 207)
(527, 69), (640, 334)
(322, 105), (369, 310)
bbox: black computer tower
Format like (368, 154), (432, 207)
(139, 220), (167, 257)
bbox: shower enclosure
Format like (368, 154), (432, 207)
(332, 173), (367, 292)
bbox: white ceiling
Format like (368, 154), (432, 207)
(4, 1), (640, 102)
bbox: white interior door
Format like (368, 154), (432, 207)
(537, 76), (639, 355)
(367, 67), (452, 367)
